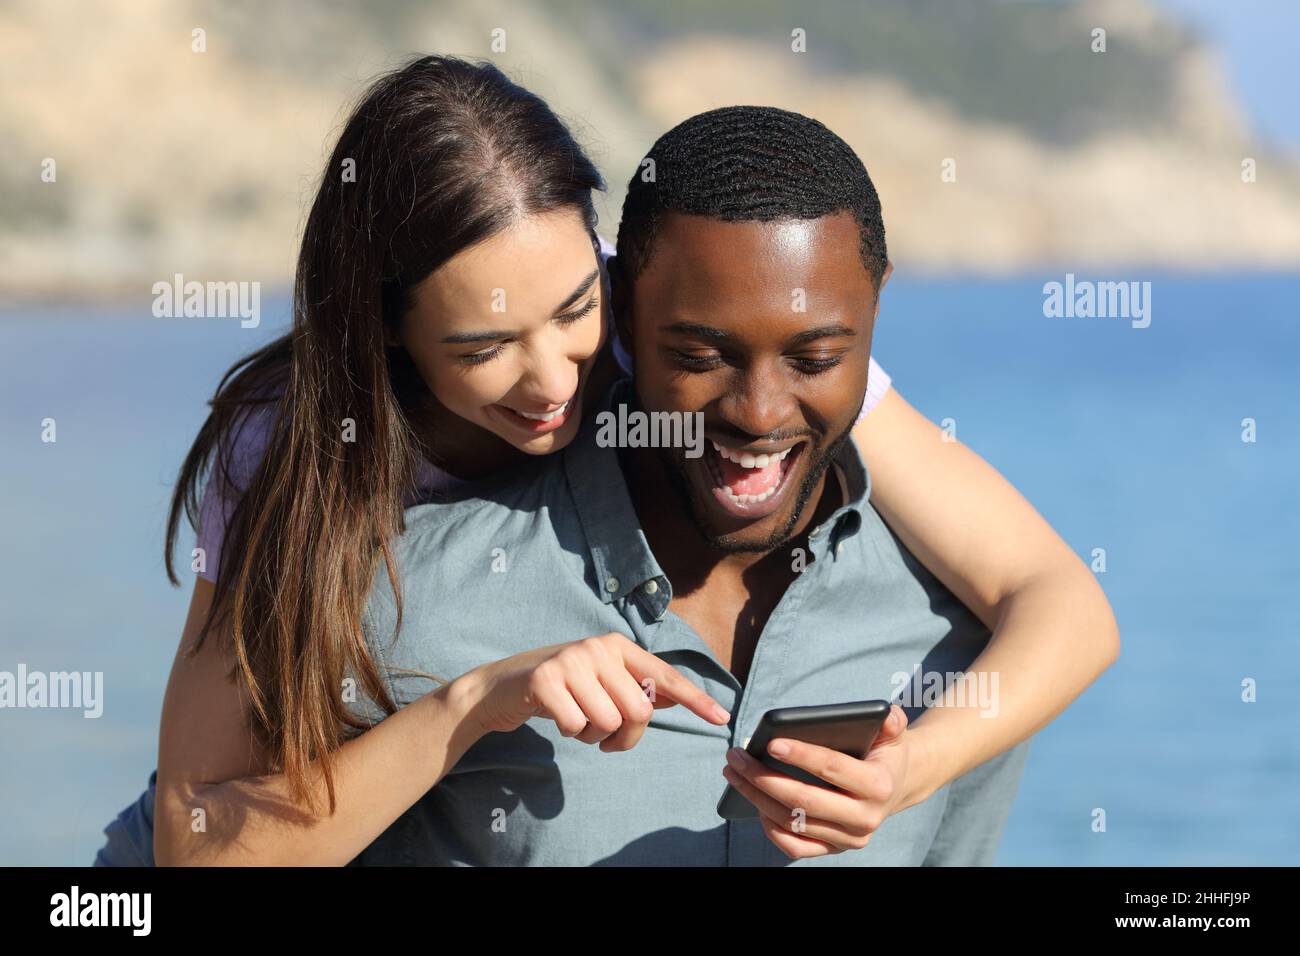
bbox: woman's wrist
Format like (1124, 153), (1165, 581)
(897, 721), (946, 811)
(426, 669), (492, 756)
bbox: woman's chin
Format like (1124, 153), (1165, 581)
(513, 432), (565, 455)
(501, 415), (580, 456)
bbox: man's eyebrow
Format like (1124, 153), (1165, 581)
(664, 322), (858, 346)
(786, 324), (858, 346)
(664, 322), (735, 342)
(441, 269), (600, 344)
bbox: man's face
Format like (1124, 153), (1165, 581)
(619, 211), (881, 553)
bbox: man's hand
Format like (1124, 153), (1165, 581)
(719, 703), (912, 858)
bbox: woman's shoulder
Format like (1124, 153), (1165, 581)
(209, 384), (286, 494)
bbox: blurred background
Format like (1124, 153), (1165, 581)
(1, 0), (1296, 864)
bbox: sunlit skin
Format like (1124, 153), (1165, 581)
(609, 210), (913, 858)
(152, 205), (1119, 866)
(397, 207), (608, 479)
(614, 211), (890, 559)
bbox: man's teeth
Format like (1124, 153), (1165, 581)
(710, 440), (794, 469)
(721, 484), (779, 505)
(515, 400), (570, 422)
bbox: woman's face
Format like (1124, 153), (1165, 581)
(399, 207), (606, 456)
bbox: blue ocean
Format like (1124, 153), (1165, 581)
(1, 272), (1296, 865)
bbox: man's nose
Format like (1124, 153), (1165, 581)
(716, 362), (799, 439)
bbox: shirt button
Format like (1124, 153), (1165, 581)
(605, 576), (620, 593)
(810, 525), (824, 538)
(643, 579), (659, 594)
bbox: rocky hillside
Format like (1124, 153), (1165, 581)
(1, 0), (1297, 302)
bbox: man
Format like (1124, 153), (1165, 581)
(350, 106), (1029, 865)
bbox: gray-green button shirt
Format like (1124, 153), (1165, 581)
(352, 383), (1030, 866)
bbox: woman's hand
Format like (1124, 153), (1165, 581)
(719, 703), (915, 859)
(461, 631), (731, 751)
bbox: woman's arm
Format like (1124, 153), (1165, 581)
(850, 386), (1120, 810)
(154, 579), (728, 865)
(153, 578), (487, 866)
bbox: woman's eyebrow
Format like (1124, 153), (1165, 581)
(553, 269), (600, 314)
(441, 328), (516, 344)
(440, 270), (600, 344)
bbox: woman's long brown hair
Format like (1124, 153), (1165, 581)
(161, 55), (603, 815)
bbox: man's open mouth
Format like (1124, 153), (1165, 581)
(702, 439), (806, 519)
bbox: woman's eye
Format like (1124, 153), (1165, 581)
(555, 297), (599, 326)
(459, 343), (506, 366)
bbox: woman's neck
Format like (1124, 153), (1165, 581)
(409, 394), (528, 482)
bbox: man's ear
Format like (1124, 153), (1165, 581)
(872, 260), (894, 321)
(608, 254), (634, 355)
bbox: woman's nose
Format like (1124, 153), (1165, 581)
(520, 339), (580, 407)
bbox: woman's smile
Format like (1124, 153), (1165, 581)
(491, 392), (578, 434)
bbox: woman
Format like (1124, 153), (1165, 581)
(96, 55), (1118, 866)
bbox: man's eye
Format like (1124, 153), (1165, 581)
(459, 343), (506, 366)
(669, 349), (724, 371)
(791, 355), (845, 375)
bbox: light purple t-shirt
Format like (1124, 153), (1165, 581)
(195, 235), (892, 582)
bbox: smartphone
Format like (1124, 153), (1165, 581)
(716, 699), (892, 820)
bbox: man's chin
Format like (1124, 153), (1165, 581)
(664, 457), (814, 555)
(700, 522), (802, 554)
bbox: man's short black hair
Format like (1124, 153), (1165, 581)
(615, 105), (888, 287)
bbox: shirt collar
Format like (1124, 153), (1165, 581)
(804, 432), (871, 562)
(563, 380), (671, 616)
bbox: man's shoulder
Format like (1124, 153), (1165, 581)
(358, 444), (609, 707)
(367, 449), (598, 629)
(397, 451), (573, 551)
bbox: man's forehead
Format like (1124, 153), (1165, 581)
(634, 211), (877, 307)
